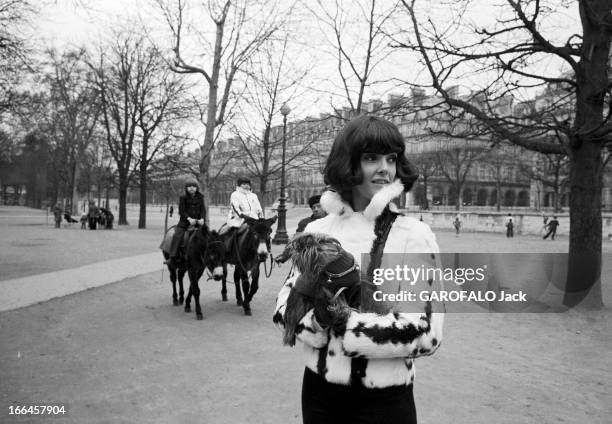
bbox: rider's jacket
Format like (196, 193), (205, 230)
(178, 190), (205, 229)
(273, 180), (444, 389)
(227, 187), (262, 228)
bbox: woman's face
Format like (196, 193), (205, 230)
(353, 152), (398, 202)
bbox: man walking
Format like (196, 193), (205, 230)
(53, 203), (63, 228)
(543, 216), (559, 240)
(296, 195), (326, 233)
(506, 217), (514, 238)
(453, 214), (462, 237)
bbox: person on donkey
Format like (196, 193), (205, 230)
(221, 177), (264, 250)
(164, 178), (206, 267)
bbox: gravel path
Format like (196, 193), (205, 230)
(1, 205), (611, 423)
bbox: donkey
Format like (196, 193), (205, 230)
(222, 216), (277, 316)
(160, 225), (226, 319)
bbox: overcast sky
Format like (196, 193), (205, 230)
(30, 0), (580, 137)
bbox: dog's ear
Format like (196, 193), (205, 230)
(291, 233), (322, 275)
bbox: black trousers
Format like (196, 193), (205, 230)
(301, 367), (417, 424)
(543, 228), (557, 240)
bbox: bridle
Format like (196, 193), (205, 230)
(233, 224), (274, 278)
(202, 238), (225, 280)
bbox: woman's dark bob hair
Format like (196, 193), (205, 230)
(324, 115), (418, 199)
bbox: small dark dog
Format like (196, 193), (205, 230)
(281, 233), (361, 346)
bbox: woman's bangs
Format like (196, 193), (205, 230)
(359, 134), (404, 155)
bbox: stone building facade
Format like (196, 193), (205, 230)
(209, 87), (608, 212)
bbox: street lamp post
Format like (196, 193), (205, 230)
(272, 103), (291, 244)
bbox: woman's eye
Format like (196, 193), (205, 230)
(387, 155), (397, 163)
(363, 154), (377, 161)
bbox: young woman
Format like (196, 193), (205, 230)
(274, 115), (445, 424)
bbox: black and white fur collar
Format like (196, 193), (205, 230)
(320, 179), (404, 221)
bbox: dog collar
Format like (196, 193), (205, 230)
(325, 263), (359, 284)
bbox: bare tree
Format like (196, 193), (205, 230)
(407, 150), (439, 209)
(89, 34), (173, 225)
(518, 152), (570, 212)
(399, 0), (609, 308)
(0, 0), (36, 114)
(44, 48), (100, 215)
(434, 142), (486, 210)
(228, 32), (317, 207)
(154, 0), (283, 221)
(133, 44), (191, 229)
(305, 0), (401, 118)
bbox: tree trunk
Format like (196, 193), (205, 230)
(259, 175), (268, 211)
(164, 193), (169, 233)
(118, 173), (128, 225)
(138, 162), (147, 229)
(199, 159), (211, 226)
(496, 180), (501, 212)
(423, 174), (429, 209)
(563, 0), (608, 308)
(564, 139), (603, 308)
(455, 182), (462, 211)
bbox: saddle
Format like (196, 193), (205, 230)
(221, 223), (249, 258)
(177, 227), (198, 260)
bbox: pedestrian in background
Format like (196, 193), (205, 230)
(541, 213), (549, 237)
(453, 214), (462, 236)
(87, 201), (99, 230)
(506, 217), (514, 238)
(169, 205), (174, 217)
(53, 203), (62, 228)
(543, 216), (559, 240)
(295, 195), (326, 233)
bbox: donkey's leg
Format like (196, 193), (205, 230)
(193, 268), (204, 320)
(178, 268), (186, 304)
(241, 272), (252, 316)
(184, 270), (194, 313)
(234, 266), (243, 306)
(221, 266), (228, 302)
(247, 265), (260, 303)
(169, 266), (179, 306)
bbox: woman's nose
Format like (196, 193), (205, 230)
(376, 159), (390, 174)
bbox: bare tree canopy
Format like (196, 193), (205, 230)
(0, 0), (37, 113)
(154, 0), (286, 221)
(305, 0), (402, 117)
(397, 0), (611, 308)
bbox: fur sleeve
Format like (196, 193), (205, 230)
(341, 219), (444, 359)
(273, 268), (329, 348)
(295, 310), (329, 348)
(272, 268), (297, 327)
(341, 311), (442, 358)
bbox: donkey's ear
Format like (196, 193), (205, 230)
(267, 215), (278, 225)
(244, 216), (256, 226)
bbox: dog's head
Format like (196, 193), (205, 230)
(285, 233), (359, 290)
(285, 233), (343, 276)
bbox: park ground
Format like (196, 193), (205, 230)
(0, 205), (611, 423)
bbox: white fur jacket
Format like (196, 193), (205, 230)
(273, 180), (444, 388)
